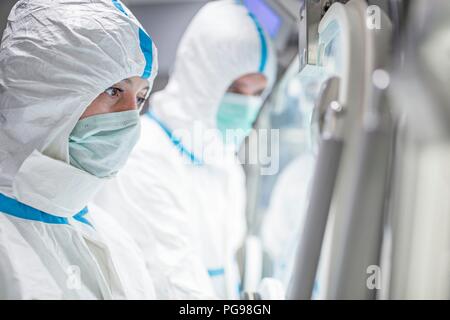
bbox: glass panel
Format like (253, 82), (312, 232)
(256, 20), (344, 289)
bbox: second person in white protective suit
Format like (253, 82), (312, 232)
(0, 0), (158, 299)
(93, 0), (276, 299)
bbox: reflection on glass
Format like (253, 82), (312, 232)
(259, 20), (344, 292)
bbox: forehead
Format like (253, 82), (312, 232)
(121, 76), (149, 90)
(233, 73), (267, 87)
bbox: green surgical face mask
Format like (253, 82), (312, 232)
(69, 110), (141, 178)
(216, 92), (263, 150)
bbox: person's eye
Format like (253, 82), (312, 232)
(137, 97), (146, 105)
(104, 87), (123, 97)
(227, 87), (241, 94)
(254, 89), (264, 96)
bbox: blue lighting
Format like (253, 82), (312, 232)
(242, 0), (282, 38)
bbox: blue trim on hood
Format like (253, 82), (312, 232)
(111, 0), (154, 79)
(248, 12), (268, 73)
(138, 28), (153, 79)
(112, 0), (128, 16)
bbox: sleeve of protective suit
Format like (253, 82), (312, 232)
(261, 155), (315, 261)
(145, 186), (218, 300)
(93, 119), (217, 299)
(140, 180), (217, 299)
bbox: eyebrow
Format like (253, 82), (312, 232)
(120, 79), (149, 93)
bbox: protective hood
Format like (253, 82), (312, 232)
(0, 0), (158, 217)
(150, 0), (276, 157)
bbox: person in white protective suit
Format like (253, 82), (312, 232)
(93, 0), (276, 299)
(0, 0), (158, 299)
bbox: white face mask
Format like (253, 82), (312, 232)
(68, 110), (141, 178)
(216, 92), (264, 149)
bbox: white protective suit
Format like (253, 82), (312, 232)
(261, 155), (315, 289)
(0, 0), (158, 299)
(93, 0), (276, 299)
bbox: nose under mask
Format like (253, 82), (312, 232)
(69, 110), (141, 178)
